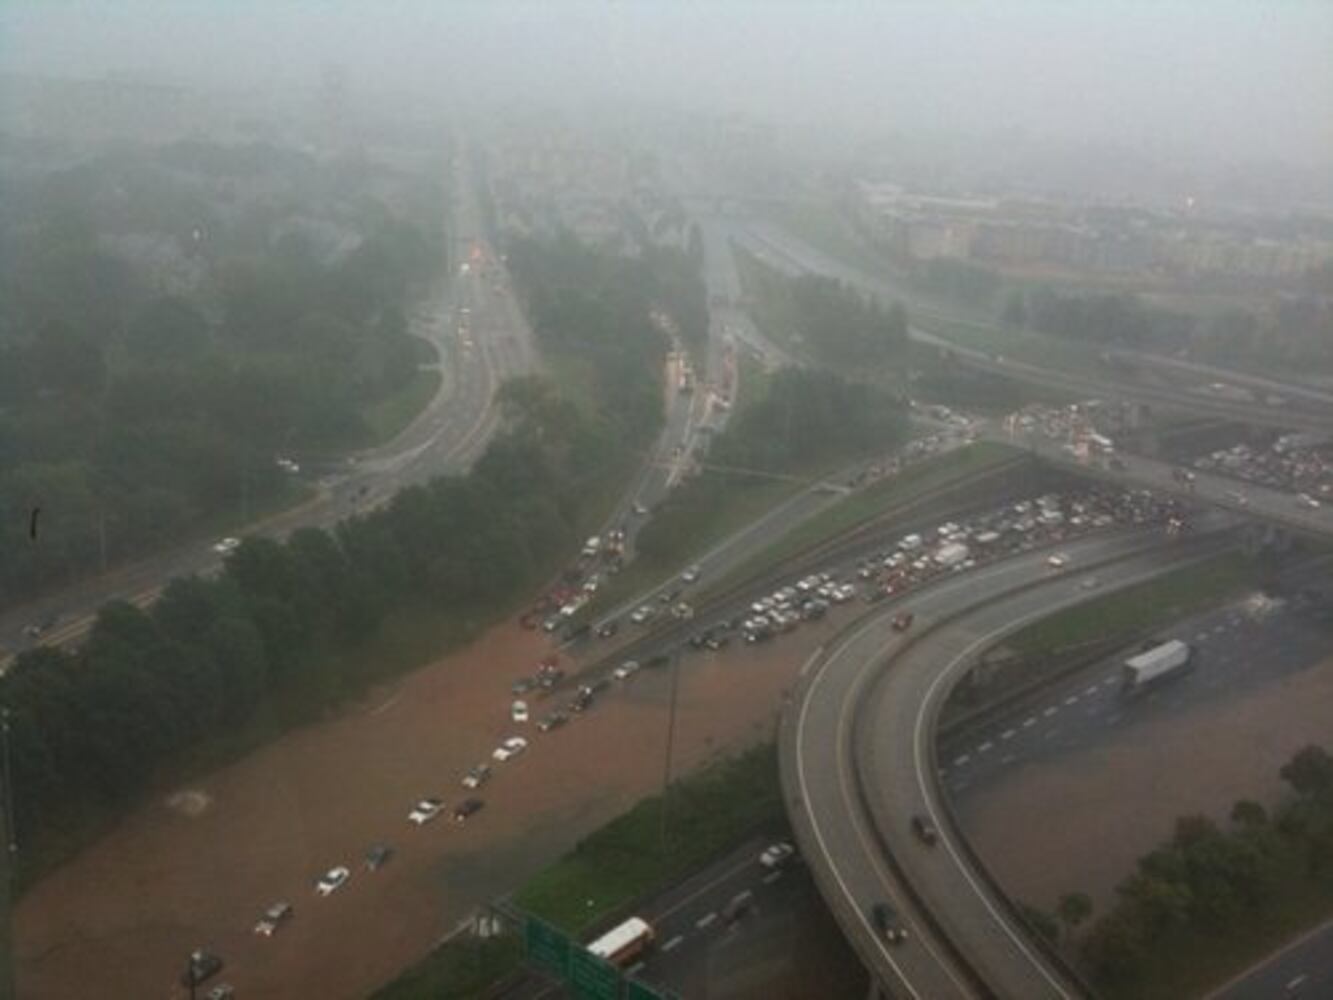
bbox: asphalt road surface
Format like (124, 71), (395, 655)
(1210, 918), (1333, 1000)
(784, 526), (1235, 999)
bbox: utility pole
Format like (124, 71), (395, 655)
(658, 653), (682, 855)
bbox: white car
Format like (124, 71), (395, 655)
(1297, 493), (1321, 510)
(493, 736), (528, 762)
(759, 842), (797, 869)
(630, 605), (655, 625)
(408, 798), (444, 825)
(1047, 553), (1069, 569)
(612, 660), (641, 681)
(315, 866), (350, 896)
(212, 536), (241, 555)
(681, 564), (702, 584)
(511, 700), (529, 723)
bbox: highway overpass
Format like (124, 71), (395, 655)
(782, 527), (1236, 998)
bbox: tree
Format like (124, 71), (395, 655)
(1056, 892), (1093, 938)
(1019, 902), (1060, 944)
(1230, 799), (1268, 829)
(1281, 745), (1333, 799)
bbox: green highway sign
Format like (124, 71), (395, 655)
(568, 947), (620, 1000)
(525, 916), (571, 978)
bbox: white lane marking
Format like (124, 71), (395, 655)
(1001, 753), (1018, 765)
(1022, 716), (1037, 728)
(1084, 684), (1100, 696)
(1001, 728), (1016, 740)
(954, 754), (971, 767)
(370, 693), (402, 716)
(978, 741), (994, 753)
(1102, 677), (1117, 688)
(627, 961), (646, 976)
(1195, 632), (1208, 642)
(662, 935), (684, 952)
(696, 912), (717, 930)
(1064, 695), (1078, 706)
(762, 870), (783, 885)
(1043, 729), (1059, 740)
(655, 855), (759, 922)
(1042, 706), (1057, 717)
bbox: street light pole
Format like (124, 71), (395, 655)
(659, 653), (682, 856)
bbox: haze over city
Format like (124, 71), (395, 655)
(1, 3), (1332, 1000)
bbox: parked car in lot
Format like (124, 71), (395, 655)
(254, 901), (293, 937)
(364, 844), (394, 870)
(630, 605), (655, 625)
(493, 736), (528, 762)
(511, 677), (537, 696)
(462, 764), (491, 789)
(315, 866), (350, 896)
(759, 841), (796, 869)
(538, 711), (568, 732)
(1046, 552), (1069, 569)
(207, 985), (235, 1000)
(408, 798), (444, 825)
(595, 620), (619, 638)
(212, 536), (241, 555)
(511, 700), (529, 723)
(182, 949), (223, 987)
(871, 902), (908, 943)
(569, 686), (595, 714)
(681, 564), (702, 584)
(453, 798), (484, 822)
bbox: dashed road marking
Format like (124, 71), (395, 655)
(627, 961), (646, 976)
(762, 870), (783, 885)
(1000, 753), (1018, 765)
(1022, 716), (1037, 728)
(954, 754), (971, 767)
(978, 741), (994, 753)
(1102, 677), (1117, 688)
(662, 935), (684, 952)
(1195, 632), (1208, 642)
(1084, 685), (1100, 696)
(697, 912), (718, 930)
(1064, 695), (1079, 706)
(1043, 706), (1057, 717)
(1001, 728), (1016, 740)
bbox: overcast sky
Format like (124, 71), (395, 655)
(3, 1), (1330, 166)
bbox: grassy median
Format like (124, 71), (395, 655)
(513, 742), (783, 934)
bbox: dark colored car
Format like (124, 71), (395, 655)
(365, 844), (394, 870)
(871, 903), (907, 944)
(454, 798), (484, 822)
(595, 620), (619, 638)
(892, 612), (915, 632)
(537, 711), (568, 732)
(911, 814), (938, 845)
(569, 688), (594, 714)
(182, 949), (223, 987)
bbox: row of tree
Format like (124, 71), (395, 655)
(0, 235), (672, 880)
(1002, 287), (1333, 373)
(0, 142), (446, 610)
(1069, 744), (1333, 992)
(738, 251), (909, 369)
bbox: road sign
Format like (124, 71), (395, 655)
(525, 916), (571, 978)
(626, 980), (681, 1000)
(568, 947), (620, 1000)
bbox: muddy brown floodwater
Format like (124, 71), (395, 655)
(15, 612), (843, 999)
(957, 655), (1333, 913)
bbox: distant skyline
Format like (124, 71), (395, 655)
(2, 1), (1330, 169)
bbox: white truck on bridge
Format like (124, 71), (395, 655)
(1121, 639), (1193, 695)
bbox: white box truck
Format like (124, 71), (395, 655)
(1121, 639), (1193, 695)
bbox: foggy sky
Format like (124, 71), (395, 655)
(3, 1), (1330, 167)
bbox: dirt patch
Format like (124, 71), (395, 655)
(15, 609), (845, 998)
(957, 654), (1333, 914)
